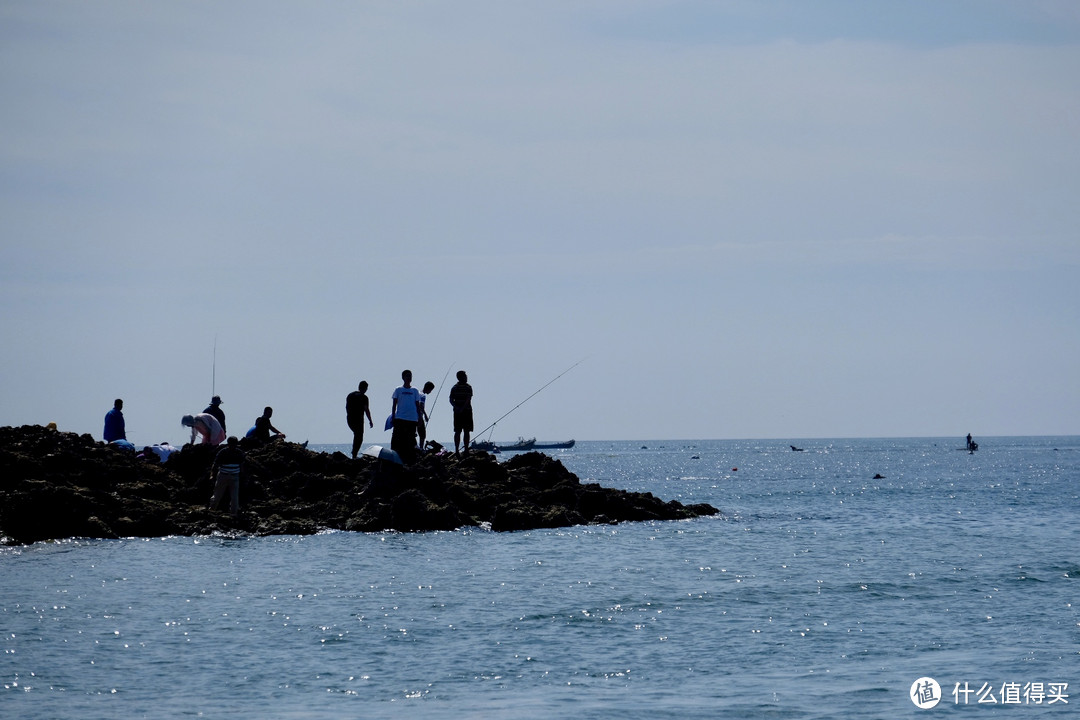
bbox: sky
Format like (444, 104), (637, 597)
(2, 0), (1078, 445)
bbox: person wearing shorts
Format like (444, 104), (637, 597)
(449, 370), (473, 455)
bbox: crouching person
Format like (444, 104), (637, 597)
(210, 436), (245, 517)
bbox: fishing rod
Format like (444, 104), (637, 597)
(426, 362), (454, 423)
(474, 358), (586, 440)
(212, 335), (217, 397)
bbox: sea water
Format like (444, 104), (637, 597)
(2, 437), (1078, 719)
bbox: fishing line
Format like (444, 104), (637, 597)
(474, 358), (586, 440)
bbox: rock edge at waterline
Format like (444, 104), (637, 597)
(0, 425), (720, 544)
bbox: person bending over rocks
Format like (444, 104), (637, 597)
(182, 413), (225, 446)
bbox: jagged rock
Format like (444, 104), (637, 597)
(0, 424), (720, 544)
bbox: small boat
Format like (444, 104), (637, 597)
(497, 437), (536, 452)
(470, 437), (538, 453)
(471, 438), (572, 452)
(532, 440), (575, 450)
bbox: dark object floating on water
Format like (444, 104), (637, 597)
(690, 455), (700, 460)
(0, 425), (719, 545)
(873, 473), (885, 479)
(790, 445), (804, 452)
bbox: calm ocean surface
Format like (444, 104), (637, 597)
(2, 437), (1078, 719)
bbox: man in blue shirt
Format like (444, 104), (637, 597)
(103, 399), (126, 442)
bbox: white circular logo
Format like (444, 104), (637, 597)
(910, 677), (941, 709)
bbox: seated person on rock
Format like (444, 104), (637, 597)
(103, 398), (126, 443)
(247, 406), (286, 444)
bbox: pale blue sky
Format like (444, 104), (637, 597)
(2, 1), (1078, 445)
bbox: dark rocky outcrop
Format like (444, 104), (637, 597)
(0, 425), (719, 544)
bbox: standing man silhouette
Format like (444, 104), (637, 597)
(449, 371), (473, 455)
(391, 370), (422, 464)
(204, 396), (226, 434)
(417, 380), (436, 453)
(346, 381), (374, 459)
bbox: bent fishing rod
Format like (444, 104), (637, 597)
(474, 358), (586, 440)
(426, 361), (454, 423)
